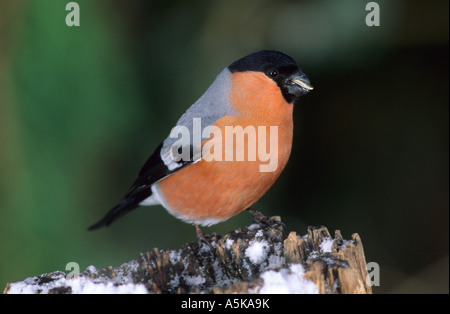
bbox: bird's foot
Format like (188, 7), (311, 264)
(246, 208), (286, 229)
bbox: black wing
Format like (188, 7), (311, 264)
(88, 142), (192, 230)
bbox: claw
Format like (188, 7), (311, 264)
(194, 224), (215, 252)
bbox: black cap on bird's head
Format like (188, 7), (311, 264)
(228, 50), (313, 103)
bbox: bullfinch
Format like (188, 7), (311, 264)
(88, 50), (313, 238)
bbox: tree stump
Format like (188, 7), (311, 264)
(3, 216), (372, 294)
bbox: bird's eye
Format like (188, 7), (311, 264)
(267, 69), (279, 78)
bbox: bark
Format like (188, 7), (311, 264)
(4, 216), (372, 294)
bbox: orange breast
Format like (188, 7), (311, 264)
(157, 72), (294, 225)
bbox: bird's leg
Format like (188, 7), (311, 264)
(246, 207), (271, 225)
(194, 224), (215, 252)
(246, 207), (285, 228)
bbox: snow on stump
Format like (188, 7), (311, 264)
(3, 216), (372, 294)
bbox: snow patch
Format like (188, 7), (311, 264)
(247, 223), (261, 231)
(320, 237), (334, 253)
(225, 238), (234, 250)
(267, 242), (285, 269)
(245, 239), (270, 265)
(7, 271), (148, 294)
(255, 264), (318, 294)
(184, 275), (206, 286)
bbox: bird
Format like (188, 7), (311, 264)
(88, 50), (313, 240)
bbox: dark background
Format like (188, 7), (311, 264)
(0, 0), (448, 293)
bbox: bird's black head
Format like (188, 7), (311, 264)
(228, 50), (313, 103)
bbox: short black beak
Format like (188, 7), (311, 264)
(284, 73), (314, 97)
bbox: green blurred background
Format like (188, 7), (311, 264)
(0, 0), (448, 293)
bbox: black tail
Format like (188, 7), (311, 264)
(88, 201), (139, 230)
(88, 186), (152, 231)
